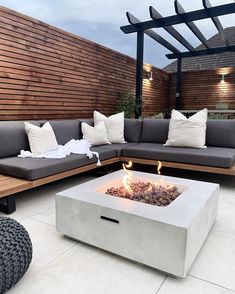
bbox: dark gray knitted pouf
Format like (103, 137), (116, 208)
(0, 217), (32, 294)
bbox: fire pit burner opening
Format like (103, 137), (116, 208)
(106, 180), (181, 207)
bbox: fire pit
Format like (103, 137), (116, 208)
(105, 161), (181, 206)
(56, 167), (219, 278)
(106, 181), (181, 206)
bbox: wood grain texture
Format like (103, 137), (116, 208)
(0, 174), (33, 198)
(168, 68), (235, 110)
(0, 6), (169, 120)
(121, 157), (235, 175)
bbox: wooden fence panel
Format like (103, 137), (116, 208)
(0, 6), (169, 120)
(169, 68), (235, 110)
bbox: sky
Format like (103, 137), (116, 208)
(0, 0), (234, 68)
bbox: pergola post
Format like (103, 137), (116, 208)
(135, 30), (144, 119)
(176, 57), (182, 110)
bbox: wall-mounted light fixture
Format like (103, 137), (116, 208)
(220, 74), (225, 83)
(146, 71), (153, 81)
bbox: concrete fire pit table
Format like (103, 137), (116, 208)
(56, 170), (219, 278)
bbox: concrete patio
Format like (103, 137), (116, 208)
(1, 169), (234, 294)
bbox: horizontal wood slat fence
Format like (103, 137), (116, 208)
(0, 6), (169, 120)
(0, 6), (234, 121)
(168, 68), (235, 110)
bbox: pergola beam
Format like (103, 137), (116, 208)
(149, 6), (195, 52)
(174, 0), (210, 49)
(127, 12), (180, 54)
(121, 2), (235, 116)
(166, 45), (235, 59)
(202, 0), (229, 46)
(121, 3), (235, 34)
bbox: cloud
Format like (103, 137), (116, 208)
(0, 0), (234, 68)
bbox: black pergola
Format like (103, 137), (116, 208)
(120, 0), (235, 118)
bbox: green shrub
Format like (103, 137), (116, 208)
(115, 90), (136, 118)
(151, 112), (165, 119)
(208, 113), (228, 119)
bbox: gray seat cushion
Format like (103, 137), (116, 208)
(122, 143), (235, 168)
(91, 143), (138, 157)
(46, 120), (80, 145)
(124, 119), (142, 143)
(206, 120), (235, 148)
(141, 119), (170, 143)
(0, 121), (40, 158)
(0, 148), (116, 180)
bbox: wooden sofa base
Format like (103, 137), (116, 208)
(122, 157), (235, 176)
(1, 156), (235, 214)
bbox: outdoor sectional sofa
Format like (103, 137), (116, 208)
(0, 118), (235, 214)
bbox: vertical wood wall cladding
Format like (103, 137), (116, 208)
(0, 6), (169, 120)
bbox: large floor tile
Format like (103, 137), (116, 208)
(15, 186), (56, 218)
(219, 186), (235, 206)
(33, 205), (56, 226)
(0, 210), (28, 222)
(214, 202), (235, 235)
(20, 218), (76, 272)
(189, 230), (235, 291)
(158, 275), (233, 294)
(8, 243), (165, 294)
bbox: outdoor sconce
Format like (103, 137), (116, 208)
(220, 74), (225, 83)
(146, 71), (153, 81)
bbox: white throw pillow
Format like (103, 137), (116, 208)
(81, 122), (110, 146)
(25, 122), (58, 154)
(94, 111), (126, 144)
(164, 108), (208, 148)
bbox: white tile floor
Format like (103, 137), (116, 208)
(1, 170), (235, 294)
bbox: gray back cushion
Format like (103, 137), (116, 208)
(0, 121), (40, 158)
(124, 119), (142, 143)
(46, 120), (80, 145)
(141, 119), (170, 143)
(206, 120), (235, 148)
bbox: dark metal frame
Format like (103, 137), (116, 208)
(120, 0), (235, 116)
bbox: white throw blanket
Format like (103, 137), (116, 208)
(18, 139), (101, 166)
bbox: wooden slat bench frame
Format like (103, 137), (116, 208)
(122, 157), (235, 176)
(1, 156), (235, 214)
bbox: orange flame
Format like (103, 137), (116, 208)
(122, 161), (133, 170)
(122, 175), (132, 193)
(122, 161), (133, 193)
(157, 161), (162, 175)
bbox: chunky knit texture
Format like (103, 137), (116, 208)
(0, 217), (32, 294)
